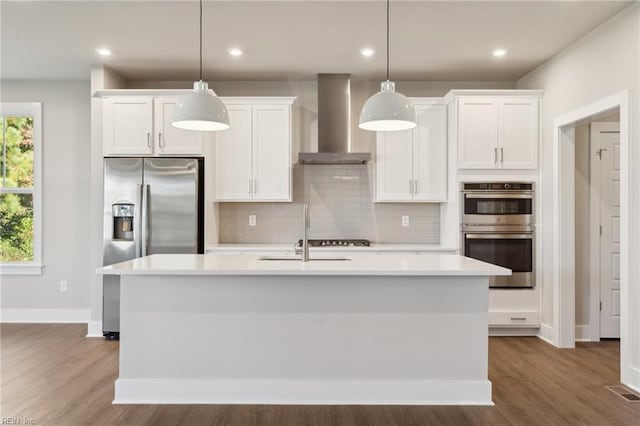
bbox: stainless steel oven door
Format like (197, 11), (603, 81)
(462, 193), (533, 226)
(463, 232), (534, 288)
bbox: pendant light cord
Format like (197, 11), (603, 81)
(199, 0), (203, 81)
(386, 0), (390, 81)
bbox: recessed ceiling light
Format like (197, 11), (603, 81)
(228, 47), (243, 57)
(360, 47), (375, 57)
(95, 48), (112, 57)
(492, 48), (507, 58)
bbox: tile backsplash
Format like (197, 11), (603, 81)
(218, 165), (440, 244)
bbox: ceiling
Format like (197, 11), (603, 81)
(1, 0), (632, 82)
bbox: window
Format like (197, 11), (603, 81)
(0, 103), (42, 274)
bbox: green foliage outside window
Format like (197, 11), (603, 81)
(0, 116), (35, 262)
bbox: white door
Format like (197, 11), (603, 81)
(153, 98), (202, 155)
(251, 105), (291, 201)
(592, 122), (620, 338)
(457, 98), (498, 169)
(498, 98), (538, 169)
(413, 104), (447, 201)
(215, 105), (253, 201)
(375, 129), (414, 201)
(103, 97), (153, 156)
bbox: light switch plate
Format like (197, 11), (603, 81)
(401, 216), (410, 227)
(249, 215), (257, 227)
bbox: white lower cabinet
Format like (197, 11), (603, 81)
(488, 311), (540, 327)
(375, 99), (447, 202)
(214, 98), (296, 202)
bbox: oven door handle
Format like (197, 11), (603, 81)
(465, 233), (533, 240)
(465, 193), (533, 199)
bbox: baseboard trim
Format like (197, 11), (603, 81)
(575, 325), (592, 342)
(490, 327), (539, 336)
(0, 309), (90, 323)
(624, 365), (640, 394)
(86, 320), (103, 337)
(114, 378), (494, 406)
(537, 323), (556, 346)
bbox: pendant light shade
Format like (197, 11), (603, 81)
(172, 81), (230, 131)
(359, 80), (415, 131)
(359, 0), (415, 132)
(171, 0), (229, 132)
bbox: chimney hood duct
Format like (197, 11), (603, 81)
(298, 74), (371, 165)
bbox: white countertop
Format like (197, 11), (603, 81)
(98, 253), (510, 277)
(206, 243), (457, 252)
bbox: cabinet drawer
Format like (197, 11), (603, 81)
(489, 311), (539, 327)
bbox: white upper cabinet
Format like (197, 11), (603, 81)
(215, 98), (295, 202)
(413, 104), (447, 201)
(153, 97), (203, 155)
(214, 105), (253, 200)
(103, 97), (154, 156)
(102, 96), (202, 156)
(457, 98), (498, 169)
(375, 100), (447, 203)
(454, 92), (541, 170)
(251, 105), (291, 201)
(498, 97), (539, 169)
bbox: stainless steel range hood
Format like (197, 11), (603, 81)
(298, 74), (371, 165)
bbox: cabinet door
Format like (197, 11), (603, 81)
(498, 98), (539, 169)
(251, 105), (291, 201)
(413, 104), (447, 202)
(215, 105), (253, 201)
(103, 97), (153, 156)
(457, 98), (498, 169)
(153, 97), (202, 156)
(376, 129), (414, 201)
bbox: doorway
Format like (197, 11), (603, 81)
(552, 90), (633, 389)
(574, 113), (620, 342)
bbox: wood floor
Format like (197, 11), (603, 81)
(1, 324), (638, 425)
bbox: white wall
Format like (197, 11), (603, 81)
(518, 3), (639, 386)
(1, 80), (91, 315)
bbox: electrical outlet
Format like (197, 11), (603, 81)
(249, 215), (257, 227)
(60, 281), (68, 292)
(401, 216), (410, 227)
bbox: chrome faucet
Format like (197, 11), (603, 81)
(301, 204), (310, 262)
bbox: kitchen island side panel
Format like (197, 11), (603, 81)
(116, 274), (491, 405)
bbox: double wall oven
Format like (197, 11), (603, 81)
(461, 182), (535, 288)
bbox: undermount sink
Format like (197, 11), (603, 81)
(258, 255), (351, 261)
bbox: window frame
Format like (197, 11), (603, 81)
(0, 102), (42, 275)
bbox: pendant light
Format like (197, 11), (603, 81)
(172, 0), (230, 131)
(359, 0), (415, 132)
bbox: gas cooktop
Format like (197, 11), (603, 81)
(296, 239), (371, 247)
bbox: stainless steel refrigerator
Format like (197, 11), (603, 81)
(102, 157), (204, 338)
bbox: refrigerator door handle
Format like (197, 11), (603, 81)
(135, 184), (143, 258)
(141, 184), (149, 257)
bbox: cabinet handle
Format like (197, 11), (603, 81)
(510, 317), (527, 321)
(147, 132), (151, 148)
(409, 180), (413, 194)
(494, 147), (498, 165)
(158, 132), (164, 149)
(253, 179), (257, 193)
(248, 179), (252, 194)
(500, 147), (504, 163)
(414, 180), (418, 194)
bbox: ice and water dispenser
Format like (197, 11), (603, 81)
(112, 203), (134, 241)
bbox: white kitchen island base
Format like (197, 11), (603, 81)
(101, 254), (510, 405)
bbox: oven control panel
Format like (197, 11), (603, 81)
(462, 182), (533, 191)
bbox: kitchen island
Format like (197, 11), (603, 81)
(98, 253), (510, 405)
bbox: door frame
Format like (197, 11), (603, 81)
(552, 91), (632, 385)
(588, 122), (621, 341)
